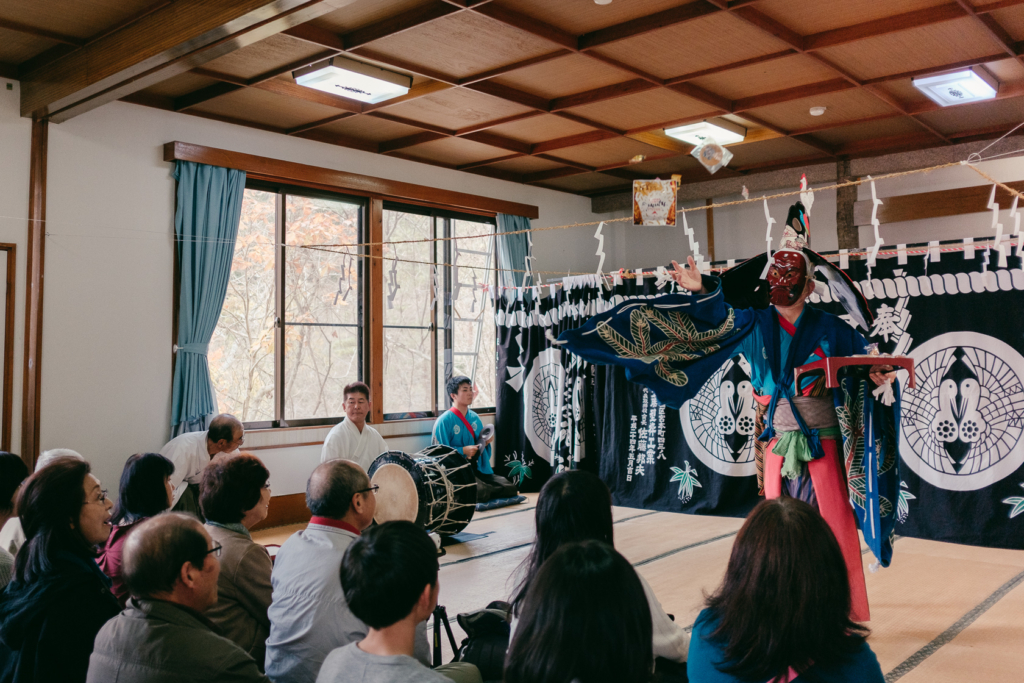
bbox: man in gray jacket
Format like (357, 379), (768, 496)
(266, 459), (431, 683)
(86, 512), (269, 683)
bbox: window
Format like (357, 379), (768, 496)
(382, 205), (497, 420)
(209, 186), (364, 427)
(207, 187), (496, 427)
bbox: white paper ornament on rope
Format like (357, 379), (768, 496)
(800, 174), (814, 216)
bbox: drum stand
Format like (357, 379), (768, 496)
(432, 605), (460, 666)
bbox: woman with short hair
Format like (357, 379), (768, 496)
(505, 540), (653, 683)
(98, 452), (175, 606)
(688, 497), (883, 683)
(200, 453), (273, 669)
(0, 457), (120, 683)
(510, 470), (689, 665)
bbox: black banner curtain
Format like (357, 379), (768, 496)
(494, 247), (1024, 551)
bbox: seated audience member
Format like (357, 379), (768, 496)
(266, 460), (430, 683)
(87, 512), (270, 683)
(0, 448), (84, 556)
(510, 470), (688, 665)
(0, 454), (28, 588)
(0, 457), (119, 683)
(321, 381), (388, 471)
(431, 376), (516, 502)
(688, 497), (884, 683)
(505, 540), (652, 683)
(99, 452), (175, 606)
(200, 454), (273, 668)
(317, 521), (481, 683)
(160, 414), (244, 518)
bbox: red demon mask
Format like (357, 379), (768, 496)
(766, 250), (808, 306)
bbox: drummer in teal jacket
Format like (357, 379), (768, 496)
(432, 376), (518, 502)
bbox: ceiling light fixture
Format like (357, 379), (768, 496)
(809, 106), (826, 116)
(595, 0), (612, 4)
(293, 57), (412, 104)
(912, 67), (998, 107)
(665, 119), (746, 146)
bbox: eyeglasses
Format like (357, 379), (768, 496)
(205, 543), (223, 558)
(355, 485), (379, 495)
(83, 489), (109, 506)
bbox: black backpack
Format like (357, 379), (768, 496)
(455, 601), (512, 682)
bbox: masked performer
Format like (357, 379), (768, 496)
(557, 203), (899, 622)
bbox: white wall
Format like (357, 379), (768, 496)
(37, 101), (596, 494)
(0, 79), (30, 455)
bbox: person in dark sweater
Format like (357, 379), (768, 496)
(688, 497), (884, 683)
(98, 452), (175, 606)
(0, 457), (120, 683)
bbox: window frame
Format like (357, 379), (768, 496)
(380, 201), (497, 422)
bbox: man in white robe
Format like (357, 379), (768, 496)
(160, 414), (243, 519)
(320, 382), (387, 473)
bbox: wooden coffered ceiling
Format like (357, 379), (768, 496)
(5, 0), (1024, 196)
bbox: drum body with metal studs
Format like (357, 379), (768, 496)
(368, 445), (477, 536)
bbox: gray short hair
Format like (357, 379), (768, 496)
(306, 460), (369, 519)
(35, 448), (84, 473)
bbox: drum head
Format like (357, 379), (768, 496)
(369, 452), (421, 525)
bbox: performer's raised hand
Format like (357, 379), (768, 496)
(670, 256), (705, 293)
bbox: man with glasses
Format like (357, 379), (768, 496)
(266, 460), (431, 683)
(320, 381), (388, 473)
(87, 512), (269, 682)
(160, 413), (245, 519)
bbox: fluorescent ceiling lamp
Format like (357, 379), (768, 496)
(293, 57), (412, 104)
(664, 119), (746, 146)
(912, 67), (998, 107)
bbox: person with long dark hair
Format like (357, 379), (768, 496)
(688, 498), (883, 683)
(0, 457), (120, 683)
(510, 471), (688, 664)
(98, 452), (175, 606)
(0, 454), (29, 588)
(505, 540), (653, 683)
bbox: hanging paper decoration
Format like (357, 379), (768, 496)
(741, 185), (749, 200)
(867, 176), (884, 267)
(333, 254), (354, 304)
(691, 134), (733, 175)
(987, 184), (1008, 268)
(523, 231), (535, 287)
(633, 178), (678, 226)
(430, 264), (441, 306)
(470, 272), (479, 313)
(385, 247), (400, 310)
(1010, 195), (1023, 261)
(800, 174), (815, 216)
(594, 221), (606, 276)
(682, 210), (703, 269)
(758, 199), (776, 279)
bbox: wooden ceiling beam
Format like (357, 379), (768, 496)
(379, 131), (449, 153)
(454, 111), (544, 136)
(471, 3), (578, 50)
(365, 111), (456, 135)
(462, 165), (524, 183)
(457, 153), (525, 170)
(733, 78), (853, 111)
(975, 0), (1024, 11)
(534, 154), (595, 172)
(788, 113), (902, 135)
(347, 46), (458, 84)
(666, 50), (795, 84)
(549, 79), (658, 111)
(460, 131), (532, 154)
(582, 51), (663, 85)
(577, 0), (722, 50)
(730, 7), (805, 50)
(286, 112), (357, 135)
(952, 0), (1023, 64)
(175, 82), (246, 111)
(803, 4), (966, 52)
(861, 53), (1008, 85)
(282, 23), (345, 50)
(291, 126), (380, 153)
(362, 80), (453, 112)
(251, 77), (364, 112)
(790, 133), (837, 157)
(668, 82), (734, 111)
(20, 0), (344, 121)
(343, 2), (462, 49)
(0, 62), (17, 79)
(523, 167), (590, 183)
(552, 111), (625, 135)
(463, 80), (550, 110)
(458, 50), (572, 86)
(0, 17), (86, 46)
(532, 130), (619, 154)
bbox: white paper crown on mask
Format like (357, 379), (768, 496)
(778, 201), (810, 252)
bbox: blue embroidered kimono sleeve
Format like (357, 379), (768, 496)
(557, 276), (757, 409)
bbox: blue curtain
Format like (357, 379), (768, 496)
(496, 213), (531, 289)
(170, 161), (246, 435)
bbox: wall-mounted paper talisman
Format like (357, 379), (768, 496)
(633, 178), (678, 226)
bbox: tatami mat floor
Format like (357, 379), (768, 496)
(253, 494), (1024, 682)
